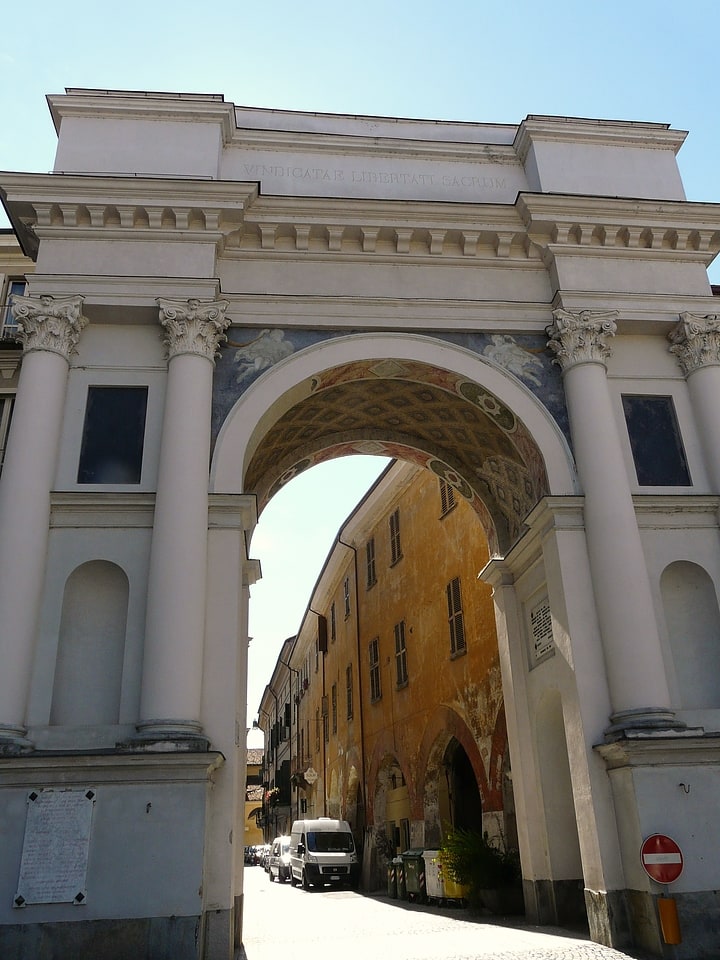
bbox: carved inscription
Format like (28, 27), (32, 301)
(14, 788), (95, 906)
(240, 163), (508, 191)
(529, 597), (555, 664)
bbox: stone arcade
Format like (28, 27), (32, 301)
(1, 89), (719, 958)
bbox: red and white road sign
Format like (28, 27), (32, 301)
(641, 834), (683, 884)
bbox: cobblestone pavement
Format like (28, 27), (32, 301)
(239, 866), (655, 960)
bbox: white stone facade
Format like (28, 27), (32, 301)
(0, 88), (719, 958)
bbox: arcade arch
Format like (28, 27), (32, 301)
(224, 333), (589, 921)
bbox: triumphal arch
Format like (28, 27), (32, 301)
(1, 89), (719, 958)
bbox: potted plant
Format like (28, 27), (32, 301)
(437, 825), (523, 914)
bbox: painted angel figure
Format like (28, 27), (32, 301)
(483, 334), (545, 386)
(232, 328), (295, 385)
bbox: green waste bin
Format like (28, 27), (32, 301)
(394, 856), (406, 899)
(387, 859), (397, 898)
(401, 849), (426, 903)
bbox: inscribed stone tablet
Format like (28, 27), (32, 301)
(529, 597), (555, 664)
(14, 788), (95, 906)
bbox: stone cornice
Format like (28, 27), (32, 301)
(518, 193), (720, 262)
(229, 126), (520, 164)
(48, 89), (236, 143)
(596, 733), (720, 769)
(50, 492), (156, 528)
(514, 116), (686, 162)
(0, 750), (224, 785)
(6, 173), (720, 267)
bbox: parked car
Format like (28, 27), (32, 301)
(258, 843), (271, 869)
(268, 835), (292, 883)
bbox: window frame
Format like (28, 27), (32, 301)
(394, 620), (408, 687)
(366, 536), (377, 588)
(369, 636), (382, 702)
(439, 478), (457, 516)
(389, 508), (402, 565)
(346, 663), (353, 720)
(447, 576), (466, 657)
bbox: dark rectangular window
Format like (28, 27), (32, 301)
(366, 537), (377, 588)
(2, 279), (26, 339)
(369, 637), (381, 702)
(331, 683), (337, 734)
(0, 395), (15, 475)
(394, 620), (408, 687)
(78, 386), (148, 484)
(389, 509), (402, 565)
(330, 602), (336, 642)
(343, 576), (351, 618)
(447, 577), (466, 657)
(346, 663), (353, 720)
(622, 395), (691, 486)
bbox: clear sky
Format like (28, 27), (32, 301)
(2, 0), (719, 746)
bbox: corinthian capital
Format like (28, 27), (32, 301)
(158, 298), (230, 363)
(668, 312), (720, 376)
(546, 308), (618, 372)
(11, 294), (87, 361)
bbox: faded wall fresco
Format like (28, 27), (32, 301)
(211, 327), (570, 450)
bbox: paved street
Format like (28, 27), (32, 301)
(239, 864), (653, 960)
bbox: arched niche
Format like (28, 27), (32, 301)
(50, 560), (129, 726)
(661, 560), (720, 710)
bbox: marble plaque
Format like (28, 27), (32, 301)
(14, 788), (95, 907)
(529, 597), (555, 665)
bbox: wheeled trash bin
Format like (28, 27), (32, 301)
(401, 849), (426, 903)
(423, 850), (445, 904)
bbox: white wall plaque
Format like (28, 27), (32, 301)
(529, 596), (555, 666)
(14, 788), (96, 907)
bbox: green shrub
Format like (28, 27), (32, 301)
(437, 825), (520, 898)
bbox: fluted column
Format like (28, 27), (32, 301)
(669, 313), (720, 490)
(547, 309), (676, 735)
(0, 295), (87, 753)
(136, 298), (229, 748)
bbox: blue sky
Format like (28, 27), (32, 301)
(2, 0), (719, 739)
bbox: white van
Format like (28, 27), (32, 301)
(289, 818), (360, 890)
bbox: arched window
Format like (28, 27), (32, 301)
(50, 560), (129, 725)
(661, 561), (720, 710)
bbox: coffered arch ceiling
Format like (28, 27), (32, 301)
(243, 358), (549, 555)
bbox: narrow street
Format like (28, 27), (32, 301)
(239, 864), (653, 960)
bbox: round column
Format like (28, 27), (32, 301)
(137, 298), (229, 747)
(669, 312), (720, 490)
(547, 309), (675, 734)
(0, 295), (87, 753)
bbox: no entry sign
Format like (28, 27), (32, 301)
(641, 834), (683, 884)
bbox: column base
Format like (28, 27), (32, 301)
(117, 719), (210, 753)
(604, 707), (697, 742)
(0, 723), (34, 756)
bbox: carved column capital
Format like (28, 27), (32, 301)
(10, 294), (87, 361)
(157, 298), (230, 363)
(546, 308), (618, 372)
(668, 312), (720, 376)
